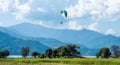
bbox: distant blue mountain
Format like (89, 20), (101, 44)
(8, 23), (102, 45)
(0, 28), (91, 55)
(27, 37), (66, 48)
(24, 37), (93, 55)
(88, 35), (120, 48)
(0, 25), (95, 55)
(1, 22), (118, 56)
(8, 23), (120, 49)
(0, 29), (50, 55)
(0, 26), (21, 38)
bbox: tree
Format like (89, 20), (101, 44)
(52, 49), (59, 58)
(97, 48), (111, 58)
(45, 49), (53, 58)
(111, 45), (120, 58)
(58, 46), (68, 57)
(44, 44), (80, 58)
(39, 54), (45, 58)
(32, 52), (39, 58)
(57, 44), (80, 58)
(67, 44), (80, 58)
(0, 50), (9, 58)
(21, 47), (30, 58)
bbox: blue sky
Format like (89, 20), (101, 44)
(0, 0), (120, 36)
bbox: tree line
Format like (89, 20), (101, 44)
(23, 44), (81, 58)
(96, 45), (120, 58)
(17, 44), (120, 58)
(1, 45), (120, 58)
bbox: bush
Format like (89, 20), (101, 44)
(0, 50), (9, 58)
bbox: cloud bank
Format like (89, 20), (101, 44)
(66, 0), (120, 21)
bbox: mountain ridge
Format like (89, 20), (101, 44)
(2, 22), (120, 55)
(8, 23), (120, 49)
(0, 30), (50, 55)
(0, 29), (92, 55)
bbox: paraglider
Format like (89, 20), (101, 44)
(60, 10), (68, 24)
(60, 10), (67, 18)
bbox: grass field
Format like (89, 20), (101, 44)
(0, 58), (120, 65)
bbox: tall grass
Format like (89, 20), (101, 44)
(0, 58), (120, 65)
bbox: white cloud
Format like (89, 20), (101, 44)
(37, 21), (44, 25)
(37, 8), (47, 13)
(104, 0), (120, 17)
(87, 22), (98, 31)
(12, 0), (32, 20)
(33, 20), (50, 28)
(68, 21), (83, 30)
(13, 4), (31, 20)
(66, 0), (120, 21)
(0, 0), (34, 20)
(106, 29), (116, 35)
(0, 0), (12, 12)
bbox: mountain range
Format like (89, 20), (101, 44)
(0, 27), (90, 55)
(8, 23), (120, 49)
(0, 23), (120, 55)
(0, 30), (50, 55)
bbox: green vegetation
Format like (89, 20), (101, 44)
(0, 45), (120, 65)
(0, 58), (120, 65)
(45, 49), (53, 58)
(111, 45), (120, 58)
(32, 52), (40, 58)
(58, 44), (80, 58)
(96, 48), (111, 58)
(31, 44), (81, 58)
(56, 44), (80, 58)
(0, 50), (9, 58)
(21, 47), (30, 58)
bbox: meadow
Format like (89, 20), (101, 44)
(0, 58), (120, 65)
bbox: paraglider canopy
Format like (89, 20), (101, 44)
(60, 10), (67, 18)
